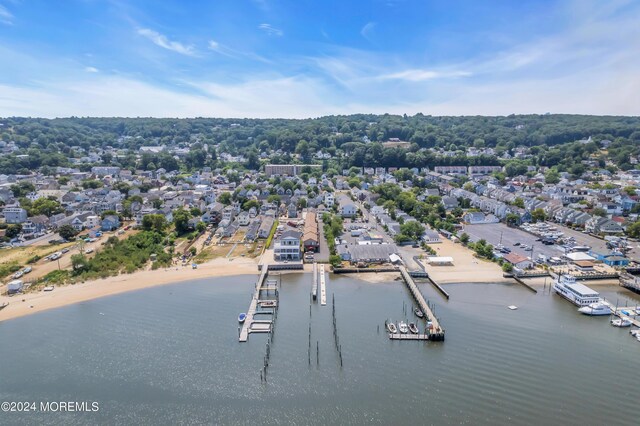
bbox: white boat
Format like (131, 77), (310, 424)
(43, 285), (54, 292)
(387, 322), (398, 333)
(578, 302), (612, 316)
(398, 321), (409, 334)
(630, 329), (640, 337)
(238, 313), (247, 323)
(553, 274), (600, 307)
(611, 318), (632, 327)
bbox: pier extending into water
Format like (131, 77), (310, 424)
(312, 262), (318, 300)
(320, 265), (327, 306)
(239, 266), (278, 342)
(398, 266), (445, 341)
(388, 333), (429, 341)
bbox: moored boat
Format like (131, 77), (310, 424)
(238, 313), (247, 323)
(408, 322), (419, 334)
(578, 302), (612, 316)
(553, 274), (600, 307)
(387, 321), (398, 334)
(611, 318), (632, 327)
(414, 308), (424, 318)
(398, 321), (409, 334)
(0, 302), (8, 310)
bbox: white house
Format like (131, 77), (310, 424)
(341, 203), (358, 218)
(274, 230), (301, 260)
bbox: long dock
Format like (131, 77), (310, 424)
(239, 266), (273, 342)
(388, 333), (430, 341)
(320, 264), (327, 305)
(399, 266), (445, 341)
(601, 301), (640, 328)
(312, 262), (318, 300)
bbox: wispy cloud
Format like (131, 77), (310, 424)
(137, 28), (196, 56)
(258, 23), (283, 37)
(208, 39), (273, 64)
(84, 66), (99, 73)
(380, 69), (472, 82)
(0, 5), (14, 25)
(360, 22), (376, 41)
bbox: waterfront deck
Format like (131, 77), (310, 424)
(398, 266), (445, 341)
(320, 264), (327, 306)
(239, 266), (273, 342)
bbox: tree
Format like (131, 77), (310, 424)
(189, 246), (197, 256)
(70, 254), (89, 271)
(329, 254), (342, 268)
(31, 197), (64, 217)
(545, 169), (560, 184)
(505, 213), (520, 226)
(5, 224), (22, 238)
(58, 224), (78, 241)
(627, 221), (640, 238)
(591, 208), (607, 217)
(141, 214), (168, 233)
(218, 192), (232, 205)
(531, 208), (546, 223)
(400, 220), (424, 241)
(512, 198), (525, 208)
(10, 181), (36, 198)
(173, 208), (192, 235)
(196, 221), (207, 233)
(459, 232), (470, 244)
(623, 186), (637, 196)
(243, 199), (260, 211)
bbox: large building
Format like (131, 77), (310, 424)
(3, 207), (28, 224)
(265, 164), (322, 177)
(303, 212), (319, 252)
(274, 230), (302, 260)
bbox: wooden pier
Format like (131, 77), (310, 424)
(398, 266), (445, 341)
(388, 333), (430, 341)
(239, 266), (277, 342)
(312, 262), (318, 300)
(601, 300), (640, 328)
(512, 275), (538, 293)
(320, 264), (327, 306)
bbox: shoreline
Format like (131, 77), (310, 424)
(0, 258), (264, 323)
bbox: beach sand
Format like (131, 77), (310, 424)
(0, 257), (262, 322)
(422, 238), (510, 284)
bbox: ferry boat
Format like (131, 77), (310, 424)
(578, 302), (612, 316)
(553, 274), (600, 307)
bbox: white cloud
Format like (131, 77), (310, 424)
(380, 69), (472, 81)
(84, 66), (99, 73)
(258, 23), (283, 37)
(137, 28), (196, 56)
(360, 22), (376, 41)
(0, 5), (13, 25)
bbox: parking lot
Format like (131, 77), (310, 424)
(464, 223), (565, 261)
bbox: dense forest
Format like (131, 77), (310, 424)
(1, 114), (639, 175)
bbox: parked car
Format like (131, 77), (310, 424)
(22, 266), (32, 274)
(85, 248), (94, 254)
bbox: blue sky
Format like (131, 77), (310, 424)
(0, 0), (639, 117)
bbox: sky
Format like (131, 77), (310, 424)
(0, 0), (639, 118)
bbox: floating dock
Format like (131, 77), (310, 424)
(388, 333), (430, 341)
(601, 301), (640, 328)
(239, 266), (277, 342)
(312, 262), (318, 300)
(320, 264), (327, 306)
(398, 266), (445, 341)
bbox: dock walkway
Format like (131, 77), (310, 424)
(312, 262), (318, 300)
(320, 264), (327, 306)
(239, 266), (271, 342)
(388, 333), (429, 341)
(601, 301), (640, 328)
(399, 266), (445, 341)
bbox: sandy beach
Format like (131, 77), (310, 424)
(0, 257), (262, 322)
(421, 238), (510, 284)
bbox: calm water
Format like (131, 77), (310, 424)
(1, 273), (638, 425)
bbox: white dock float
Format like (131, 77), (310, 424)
(312, 262), (318, 300)
(320, 264), (327, 305)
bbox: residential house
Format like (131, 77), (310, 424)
(274, 230), (301, 260)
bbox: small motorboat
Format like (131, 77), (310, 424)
(387, 321), (398, 334)
(508, 305), (518, 310)
(578, 302), (612, 316)
(0, 302), (8, 311)
(414, 308), (424, 318)
(630, 328), (640, 337)
(611, 318), (632, 327)
(238, 313), (247, 323)
(408, 322), (419, 334)
(43, 286), (54, 292)
(398, 321), (409, 334)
